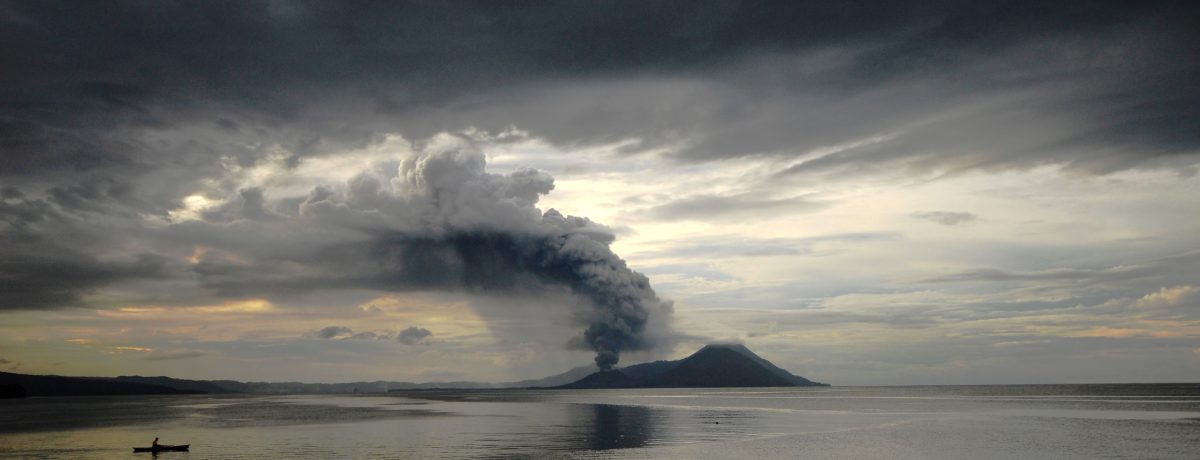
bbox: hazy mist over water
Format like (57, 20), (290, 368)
(2, 384), (1198, 459)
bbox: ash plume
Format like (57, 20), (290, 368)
(277, 137), (674, 368)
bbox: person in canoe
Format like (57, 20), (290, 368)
(133, 438), (189, 453)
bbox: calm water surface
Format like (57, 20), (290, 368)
(1, 384), (1198, 459)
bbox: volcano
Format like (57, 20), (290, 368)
(557, 344), (827, 389)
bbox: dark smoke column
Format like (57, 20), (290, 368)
(369, 143), (675, 369)
(540, 210), (672, 369)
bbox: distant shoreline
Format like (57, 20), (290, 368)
(4, 369), (1197, 399)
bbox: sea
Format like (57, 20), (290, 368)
(1, 384), (1198, 459)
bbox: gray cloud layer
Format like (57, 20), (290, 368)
(2, 2), (1194, 281)
(634, 192), (825, 222)
(311, 326), (354, 340)
(306, 325), (433, 344)
(396, 326), (433, 346)
(1, 134), (675, 368)
(2, 1), (1196, 199)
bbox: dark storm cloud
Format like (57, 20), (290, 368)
(913, 211), (977, 226)
(396, 326), (432, 346)
(0, 194), (172, 310)
(1, 0), (1196, 196)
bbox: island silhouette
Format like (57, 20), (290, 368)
(558, 344), (827, 388)
(0, 344), (825, 396)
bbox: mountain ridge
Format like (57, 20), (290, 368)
(0, 371), (206, 397)
(558, 344), (827, 389)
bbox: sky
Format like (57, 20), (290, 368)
(1, 1), (1198, 385)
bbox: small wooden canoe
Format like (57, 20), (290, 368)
(133, 444), (189, 453)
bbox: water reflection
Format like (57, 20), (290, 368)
(571, 404), (655, 450)
(5, 387), (1198, 459)
(463, 402), (662, 455)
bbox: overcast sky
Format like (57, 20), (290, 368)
(1, 1), (1198, 385)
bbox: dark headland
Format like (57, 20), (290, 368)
(0, 344), (825, 396)
(0, 372), (204, 397)
(557, 343), (828, 389)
